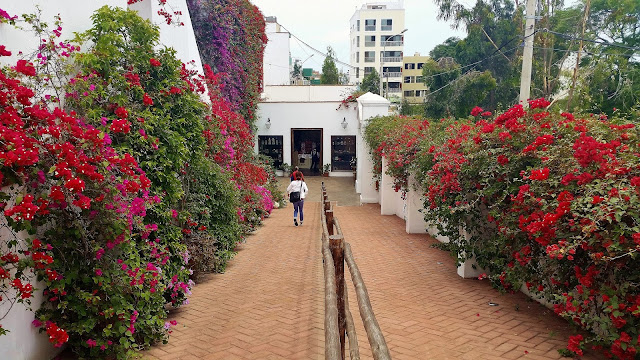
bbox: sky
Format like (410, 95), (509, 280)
(249, 0), (473, 73)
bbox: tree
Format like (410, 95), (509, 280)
(292, 59), (302, 78)
(360, 68), (380, 94)
(321, 46), (339, 84)
(422, 57), (496, 118)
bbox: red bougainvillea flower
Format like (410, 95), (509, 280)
(471, 106), (483, 116)
(143, 93), (153, 106)
(110, 119), (131, 133)
(13, 59), (36, 76)
(529, 167), (549, 181)
(0, 45), (11, 56)
(497, 155), (509, 166)
(114, 106), (129, 119)
(46, 322), (69, 347)
(149, 58), (161, 67)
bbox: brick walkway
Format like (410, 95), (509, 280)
(143, 202), (325, 360)
(144, 194), (603, 359)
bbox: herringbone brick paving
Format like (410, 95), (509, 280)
(144, 176), (604, 359)
(334, 203), (603, 360)
(143, 201), (325, 360)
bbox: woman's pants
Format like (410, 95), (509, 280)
(293, 200), (304, 221)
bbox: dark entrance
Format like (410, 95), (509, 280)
(291, 129), (322, 176)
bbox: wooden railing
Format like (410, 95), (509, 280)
(321, 182), (391, 360)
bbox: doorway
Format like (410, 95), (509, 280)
(291, 129), (322, 176)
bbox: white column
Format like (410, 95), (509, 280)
(380, 157), (396, 215)
(405, 175), (427, 233)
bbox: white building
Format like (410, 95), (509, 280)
(349, 0), (405, 97)
(263, 17), (291, 86)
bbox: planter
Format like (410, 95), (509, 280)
(322, 172), (329, 177)
(275, 170), (284, 177)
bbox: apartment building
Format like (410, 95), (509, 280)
(349, 1), (405, 98)
(402, 52), (429, 104)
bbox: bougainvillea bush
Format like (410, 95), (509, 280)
(0, 19), (191, 360)
(186, 0), (267, 126)
(1, 4), (277, 358)
(365, 101), (640, 359)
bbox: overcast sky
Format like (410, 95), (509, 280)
(249, 0), (472, 73)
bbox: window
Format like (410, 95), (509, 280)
(357, 20), (360, 31)
(356, 68), (360, 79)
(356, 36), (360, 48)
(404, 63), (416, 70)
(356, 52), (359, 63)
(364, 51), (375, 63)
(417, 63), (424, 69)
(364, 67), (374, 75)
(415, 90), (425, 97)
(331, 136), (356, 171)
(365, 19), (376, 31)
(365, 35), (376, 47)
(258, 136), (284, 169)
(404, 90), (415, 97)
(381, 19), (392, 31)
(404, 76), (413, 83)
(416, 76), (424, 83)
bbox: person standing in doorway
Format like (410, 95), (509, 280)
(286, 171), (308, 226)
(310, 148), (319, 173)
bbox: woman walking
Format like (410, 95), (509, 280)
(286, 171), (308, 226)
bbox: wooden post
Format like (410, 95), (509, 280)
(326, 209), (334, 236)
(330, 235), (345, 360)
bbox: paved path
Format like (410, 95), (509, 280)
(144, 177), (603, 359)
(144, 202), (325, 360)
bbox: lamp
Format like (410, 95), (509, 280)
(379, 28), (408, 98)
(265, 118), (271, 129)
(341, 117), (348, 129)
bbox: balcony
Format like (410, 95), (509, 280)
(381, 41), (403, 47)
(364, 41), (375, 47)
(383, 72), (402, 78)
(382, 56), (402, 63)
(387, 87), (401, 93)
(365, 25), (376, 31)
(364, 58), (375, 63)
(381, 25), (392, 31)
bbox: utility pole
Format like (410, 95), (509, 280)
(567, 0), (590, 110)
(519, 0), (537, 105)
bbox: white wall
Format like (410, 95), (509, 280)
(262, 85), (356, 103)
(263, 22), (290, 86)
(356, 93), (388, 203)
(0, 0), (128, 68)
(256, 101), (358, 176)
(129, 0), (205, 76)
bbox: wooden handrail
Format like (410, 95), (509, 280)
(321, 182), (390, 360)
(322, 231), (342, 359)
(343, 242), (391, 360)
(343, 281), (361, 360)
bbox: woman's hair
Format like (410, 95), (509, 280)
(293, 171), (302, 181)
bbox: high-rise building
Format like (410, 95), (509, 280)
(402, 52), (429, 104)
(349, 1), (405, 98)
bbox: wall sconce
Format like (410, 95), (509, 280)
(265, 118), (271, 129)
(341, 117), (347, 129)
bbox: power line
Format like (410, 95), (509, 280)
(544, 29), (640, 51)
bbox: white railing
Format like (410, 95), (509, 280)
(364, 58), (375, 63)
(387, 88), (401, 93)
(364, 41), (375, 47)
(381, 41), (403, 47)
(383, 72), (402, 78)
(381, 25), (392, 31)
(382, 56), (402, 63)
(365, 25), (376, 31)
